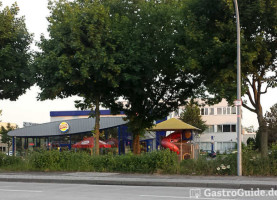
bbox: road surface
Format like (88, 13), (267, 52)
(0, 182), (277, 200)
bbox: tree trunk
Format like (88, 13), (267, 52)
(257, 111), (268, 158)
(133, 134), (141, 155)
(94, 97), (100, 156)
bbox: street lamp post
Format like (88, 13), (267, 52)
(233, 0), (242, 176)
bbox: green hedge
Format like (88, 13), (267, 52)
(1, 147), (277, 176)
(28, 149), (178, 173)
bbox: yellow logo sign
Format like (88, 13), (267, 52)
(59, 122), (69, 133)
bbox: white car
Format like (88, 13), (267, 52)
(6, 151), (13, 156)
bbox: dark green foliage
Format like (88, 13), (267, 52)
(33, 0), (122, 155)
(241, 144), (277, 176)
(0, 123), (16, 152)
(180, 102), (208, 133)
(265, 103), (277, 144)
(2, 148), (277, 175)
(183, 0), (277, 157)
(0, 153), (22, 167)
(106, 0), (202, 153)
(28, 149), (178, 173)
(246, 137), (258, 150)
(180, 154), (237, 175)
(0, 2), (33, 100)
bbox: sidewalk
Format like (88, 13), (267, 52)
(0, 172), (276, 190)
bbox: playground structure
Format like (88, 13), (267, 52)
(150, 118), (200, 160)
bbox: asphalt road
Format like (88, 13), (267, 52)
(0, 182), (277, 200)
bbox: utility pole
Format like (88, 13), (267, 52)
(233, 0), (242, 176)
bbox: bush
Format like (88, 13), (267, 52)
(180, 154), (236, 175)
(0, 153), (22, 168)
(26, 149), (178, 173)
(1, 147), (277, 176)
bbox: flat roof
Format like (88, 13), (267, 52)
(8, 117), (126, 137)
(50, 110), (125, 117)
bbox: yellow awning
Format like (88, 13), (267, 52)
(149, 118), (200, 131)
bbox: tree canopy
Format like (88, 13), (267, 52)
(34, 0), (203, 155)
(180, 102), (208, 133)
(106, 0), (202, 154)
(183, 0), (277, 157)
(0, 123), (16, 152)
(0, 2), (33, 100)
(34, 0), (121, 155)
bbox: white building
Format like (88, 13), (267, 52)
(170, 99), (256, 153)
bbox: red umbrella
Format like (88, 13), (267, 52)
(72, 137), (111, 148)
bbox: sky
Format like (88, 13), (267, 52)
(0, 0), (276, 129)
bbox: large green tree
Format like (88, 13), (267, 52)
(107, 0), (201, 154)
(34, 0), (121, 155)
(183, 0), (277, 157)
(0, 2), (33, 100)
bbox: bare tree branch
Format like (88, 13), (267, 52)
(260, 84), (269, 94)
(242, 102), (256, 113)
(246, 87), (256, 108)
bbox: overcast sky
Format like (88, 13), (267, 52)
(0, 0), (276, 129)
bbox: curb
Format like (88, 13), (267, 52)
(0, 177), (276, 190)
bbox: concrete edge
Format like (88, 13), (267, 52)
(0, 178), (276, 190)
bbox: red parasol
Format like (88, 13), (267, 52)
(72, 137), (111, 148)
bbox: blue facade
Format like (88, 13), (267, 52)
(50, 110), (125, 117)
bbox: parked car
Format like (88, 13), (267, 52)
(200, 150), (216, 158)
(208, 150), (216, 158)
(6, 151), (13, 156)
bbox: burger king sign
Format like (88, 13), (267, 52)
(59, 122), (69, 133)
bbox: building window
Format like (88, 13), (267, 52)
(201, 108), (204, 115)
(205, 125), (214, 133)
(223, 125), (231, 132)
(231, 124), (236, 132)
(201, 107), (209, 115)
(209, 108), (214, 115)
(217, 125), (222, 132)
(223, 107), (227, 115)
(227, 107), (231, 114)
(217, 108), (222, 115)
(231, 107), (236, 114)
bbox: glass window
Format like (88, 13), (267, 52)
(231, 124), (236, 132)
(231, 107), (236, 114)
(217, 108), (222, 115)
(223, 107), (227, 115)
(201, 108), (205, 115)
(217, 125), (222, 132)
(223, 125), (231, 132)
(205, 125), (214, 133)
(200, 142), (211, 151)
(209, 125), (214, 133)
(227, 107), (231, 114)
(217, 142), (223, 152)
(209, 108), (214, 115)
(205, 108), (208, 115)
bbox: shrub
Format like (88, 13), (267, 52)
(0, 153), (22, 168)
